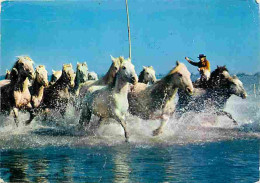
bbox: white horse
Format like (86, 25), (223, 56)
(79, 56), (138, 142)
(128, 61), (194, 136)
(138, 66), (157, 84)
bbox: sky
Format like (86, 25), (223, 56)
(1, 0), (260, 75)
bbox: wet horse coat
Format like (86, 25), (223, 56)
(0, 56), (35, 126)
(79, 57), (138, 142)
(128, 62), (194, 136)
(176, 66), (247, 124)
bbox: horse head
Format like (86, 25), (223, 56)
(118, 57), (138, 85)
(88, 71), (98, 80)
(209, 66), (247, 99)
(225, 74), (247, 99)
(76, 62), (89, 84)
(51, 70), (62, 84)
(139, 66), (156, 84)
(62, 63), (76, 88)
(35, 65), (48, 87)
(13, 56), (35, 80)
(110, 55), (122, 78)
(167, 61), (193, 94)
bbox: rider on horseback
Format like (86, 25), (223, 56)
(185, 54), (211, 86)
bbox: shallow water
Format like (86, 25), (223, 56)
(0, 76), (259, 182)
(0, 139), (259, 182)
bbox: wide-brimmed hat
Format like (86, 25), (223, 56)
(198, 54), (206, 58)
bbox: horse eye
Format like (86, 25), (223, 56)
(122, 66), (126, 70)
(114, 67), (118, 70)
(178, 73), (182, 77)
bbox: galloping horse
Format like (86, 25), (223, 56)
(128, 61), (194, 136)
(30, 65), (49, 108)
(0, 56), (35, 126)
(138, 66), (156, 84)
(79, 56), (138, 142)
(25, 65), (48, 125)
(176, 66), (247, 124)
(41, 64), (75, 116)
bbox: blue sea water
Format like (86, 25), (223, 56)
(0, 139), (259, 183)
(0, 75), (259, 182)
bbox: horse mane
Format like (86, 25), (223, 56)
(63, 64), (73, 71)
(138, 70), (145, 83)
(36, 65), (45, 73)
(210, 66), (228, 79)
(150, 63), (182, 98)
(207, 65), (229, 88)
(163, 62), (183, 81)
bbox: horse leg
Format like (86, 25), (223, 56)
(79, 106), (92, 129)
(25, 109), (35, 126)
(115, 115), (129, 142)
(216, 110), (238, 125)
(153, 115), (169, 136)
(12, 108), (19, 127)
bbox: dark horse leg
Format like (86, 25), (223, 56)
(25, 109), (36, 125)
(79, 106), (92, 129)
(11, 107), (19, 127)
(216, 110), (238, 125)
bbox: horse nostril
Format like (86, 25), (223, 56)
(186, 87), (192, 94)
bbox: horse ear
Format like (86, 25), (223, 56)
(52, 69), (55, 73)
(127, 58), (131, 62)
(84, 62), (87, 65)
(70, 63), (72, 67)
(176, 61), (180, 66)
(77, 62), (80, 65)
(233, 75), (238, 79)
(110, 55), (116, 62)
(149, 66), (154, 70)
(143, 66), (146, 70)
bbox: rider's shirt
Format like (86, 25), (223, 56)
(188, 60), (211, 72)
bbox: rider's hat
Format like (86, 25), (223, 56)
(198, 54), (206, 58)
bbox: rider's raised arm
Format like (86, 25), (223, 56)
(185, 57), (200, 67)
(188, 60), (200, 67)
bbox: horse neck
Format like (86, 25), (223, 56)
(14, 75), (29, 91)
(208, 88), (231, 109)
(32, 79), (44, 97)
(138, 71), (146, 84)
(114, 75), (129, 94)
(150, 78), (178, 107)
(102, 65), (115, 85)
(74, 71), (80, 88)
(55, 73), (69, 89)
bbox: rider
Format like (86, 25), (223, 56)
(185, 54), (211, 85)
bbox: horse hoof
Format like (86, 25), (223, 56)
(125, 138), (129, 143)
(153, 129), (162, 136)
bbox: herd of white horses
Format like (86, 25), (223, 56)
(0, 55), (247, 142)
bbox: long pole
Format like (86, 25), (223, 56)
(125, 0), (131, 59)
